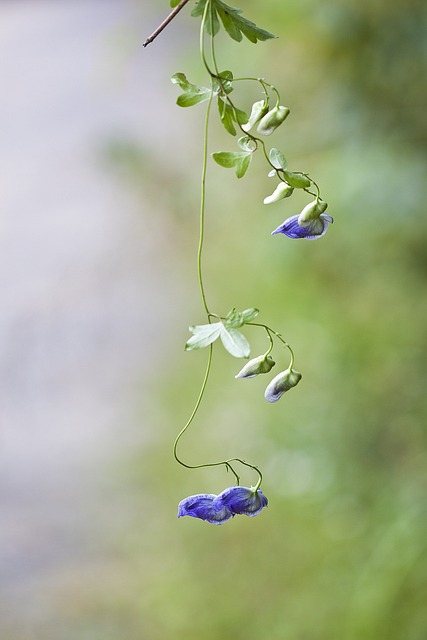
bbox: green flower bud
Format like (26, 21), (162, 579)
(235, 354), (276, 379)
(297, 199), (328, 226)
(264, 367), (302, 402)
(257, 105), (290, 136)
(263, 181), (294, 204)
(241, 100), (269, 133)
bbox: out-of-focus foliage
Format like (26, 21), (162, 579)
(72, 1), (426, 639)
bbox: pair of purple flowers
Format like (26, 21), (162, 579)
(178, 486), (268, 525)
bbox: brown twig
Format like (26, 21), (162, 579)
(143, 0), (191, 48)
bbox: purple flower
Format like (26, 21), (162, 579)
(271, 213), (333, 240)
(177, 486), (268, 524)
(177, 493), (232, 525)
(218, 486), (268, 517)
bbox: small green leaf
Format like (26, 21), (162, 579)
(171, 73), (212, 108)
(185, 323), (222, 350)
(170, 0), (181, 7)
(235, 154), (251, 178)
(212, 151), (252, 178)
(283, 170), (311, 188)
(212, 151), (241, 168)
(220, 326), (251, 358)
(269, 148), (288, 170)
(218, 98), (236, 135)
(171, 72), (197, 93)
(176, 91), (212, 107)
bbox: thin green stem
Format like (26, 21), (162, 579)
(198, 90), (213, 317)
(200, 0), (214, 75)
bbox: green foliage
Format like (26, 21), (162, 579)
(191, 0), (277, 43)
(185, 308), (258, 357)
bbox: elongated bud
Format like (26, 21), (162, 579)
(297, 199), (328, 226)
(264, 367), (302, 402)
(242, 100), (269, 132)
(257, 105), (290, 136)
(235, 354), (276, 379)
(264, 181), (294, 204)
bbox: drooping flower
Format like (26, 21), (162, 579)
(177, 486), (268, 524)
(272, 213), (333, 240)
(264, 367), (302, 402)
(177, 493), (232, 525)
(218, 486), (268, 517)
(272, 199), (333, 240)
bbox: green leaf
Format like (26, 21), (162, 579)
(212, 151), (252, 178)
(217, 98), (247, 135)
(185, 322), (222, 350)
(282, 170), (311, 188)
(217, 98), (236, 135)
(235, 154), (251, 178)
(269, 148), (288, 170)
(218, 7), (242, 41)
(170, 0), (181, 7)
(171, 73), (212, 108)
(215, 0), (276, 43)
(220, 326), (251, 358)
(190, 0), (207, 17)
(171, 72), (197, 93)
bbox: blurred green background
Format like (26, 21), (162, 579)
(2, 0), (426, 638)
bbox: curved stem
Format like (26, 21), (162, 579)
(173, 345), (262, 487)
(248, 322), (296, 368)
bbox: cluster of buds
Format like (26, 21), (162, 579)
(235, 354), (302, 403)
(242, 99), (290, 136)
